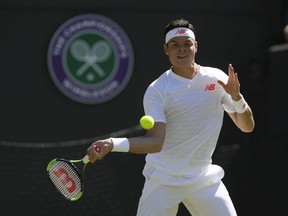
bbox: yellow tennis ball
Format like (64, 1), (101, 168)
(140, 115), (154, 129)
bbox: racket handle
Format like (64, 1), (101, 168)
(82, 145), (101, 164)
(82, 155), (90, 164)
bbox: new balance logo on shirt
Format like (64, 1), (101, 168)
(205, 84), (215, 91)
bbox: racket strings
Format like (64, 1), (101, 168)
(48, 160), (82, 200)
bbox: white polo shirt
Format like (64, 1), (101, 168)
(142, 66), (235, 186)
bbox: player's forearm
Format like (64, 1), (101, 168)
(127, 136), (164, 154)
(234, 106), (255, 133)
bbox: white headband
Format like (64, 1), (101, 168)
(165, 27), (195, 44)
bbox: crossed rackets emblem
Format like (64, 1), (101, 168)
(70, 39), (111, 78)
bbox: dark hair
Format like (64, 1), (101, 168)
(163, 18), (195, 41)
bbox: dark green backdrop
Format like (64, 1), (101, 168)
(0, 0), (287, 215)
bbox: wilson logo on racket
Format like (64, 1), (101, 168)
(47, 14), (134, 104)
(53, 168), (77, 193)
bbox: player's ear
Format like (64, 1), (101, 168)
(163, 44), (168, 55)
(194, 40), (198, 53)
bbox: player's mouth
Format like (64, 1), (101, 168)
(177, 55), (187, 59)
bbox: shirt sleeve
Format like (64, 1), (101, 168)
(215, 68), (236, 113)
(143, 83), (166, 123)
(221, 92), (235, 113)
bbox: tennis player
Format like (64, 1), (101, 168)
(87, 18), (255, 216)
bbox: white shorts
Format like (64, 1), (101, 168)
(136, 180), (237, 216)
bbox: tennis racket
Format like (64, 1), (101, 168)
(46, 145), (101, 201)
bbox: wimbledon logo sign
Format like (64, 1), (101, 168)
(47, 14), (134, 104)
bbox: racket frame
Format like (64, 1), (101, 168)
(46, 145), (100, 201)
(46, 157), (86, 201)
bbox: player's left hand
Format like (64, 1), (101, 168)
(217, 63), (242, 100)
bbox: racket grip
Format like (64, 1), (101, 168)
(82, 145), (101, 164)
(82, 155), (90, 164)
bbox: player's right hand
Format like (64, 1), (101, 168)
(87, 139), (113, 162)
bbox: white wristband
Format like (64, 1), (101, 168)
(110, 137), (130, 152)
(232, 95), (248, 113)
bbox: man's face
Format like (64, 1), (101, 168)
(163, 36), (198, 68)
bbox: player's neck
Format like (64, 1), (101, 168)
(171, 63), (199, 80)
